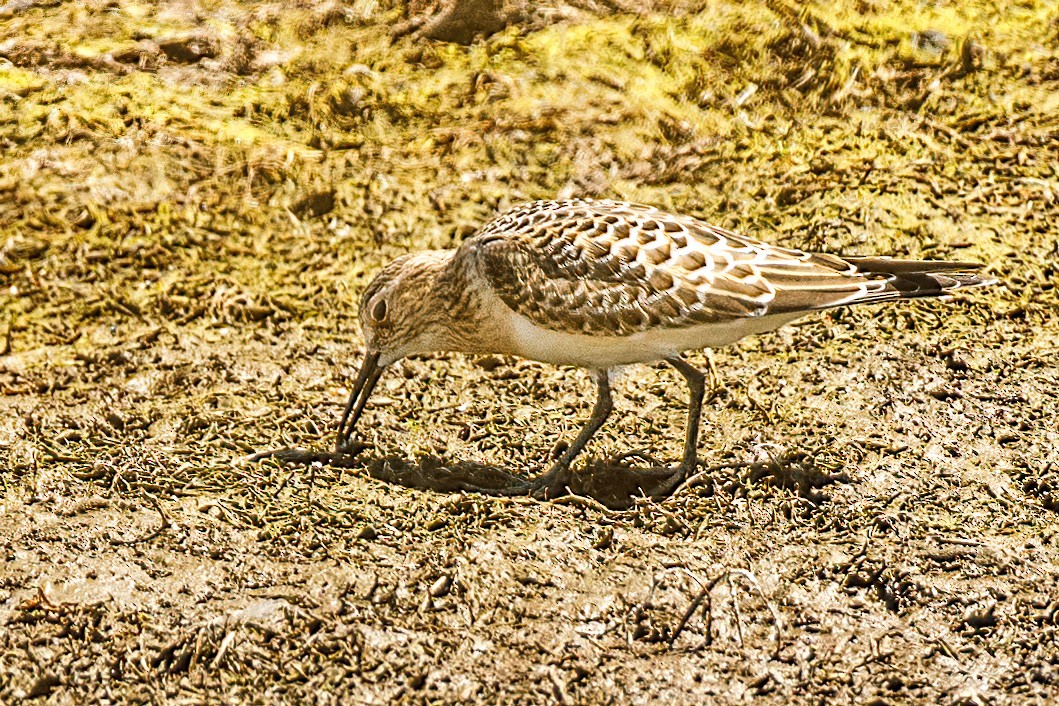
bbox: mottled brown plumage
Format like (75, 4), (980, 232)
(334, 199), (994, 498)
(467, 200), (986, 337)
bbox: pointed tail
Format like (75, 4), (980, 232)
(840, 256), (996, 303)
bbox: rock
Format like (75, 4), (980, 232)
(911, 29), (950, 55)
(158, 34), (219, 64)
(419, 0), (507, 45)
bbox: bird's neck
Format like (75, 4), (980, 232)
(424, 251), (516, 357)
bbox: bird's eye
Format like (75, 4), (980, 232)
(371, 298), (388, 322)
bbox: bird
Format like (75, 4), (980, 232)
(335, 198), (993, 497)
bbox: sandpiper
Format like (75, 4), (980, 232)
(336, 199), (993, 496)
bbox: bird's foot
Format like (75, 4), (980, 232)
(510, 453), (698, 508)
(573, 454), (696, 508)
(524, 463), (573, 500)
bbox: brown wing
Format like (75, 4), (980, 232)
(464, 199), (988, 336)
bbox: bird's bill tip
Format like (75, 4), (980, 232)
(335, 349), (385, 453)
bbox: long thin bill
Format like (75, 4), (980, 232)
(335, 350), (384, 452)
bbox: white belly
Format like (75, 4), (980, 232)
(507, 310), (803, 368)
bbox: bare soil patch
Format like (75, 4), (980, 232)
(2, 0), (1058, 703)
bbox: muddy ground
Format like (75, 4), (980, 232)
(2, 0), (1059, 703)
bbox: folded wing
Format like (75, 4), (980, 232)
(465, 200), (991, 336)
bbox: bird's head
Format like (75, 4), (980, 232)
(357, 251), (455, 366)
(336, 250), (452, 451)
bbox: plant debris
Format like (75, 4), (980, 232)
(1, 0), (1058, 702)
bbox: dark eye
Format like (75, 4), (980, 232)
(371, 298), (388, 322)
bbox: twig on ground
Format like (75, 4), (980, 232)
(547, 490), (614, 514)
(669, 567), (783, 659)
(110, 493), (171, 546)
(669, 572), (722, 647)
(727, 573), (745, 648)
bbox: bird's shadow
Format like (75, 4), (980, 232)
(248, 446), (690, 509)
(249, 445), (523, 493)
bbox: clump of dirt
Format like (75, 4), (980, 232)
(2, 0), (1059, 703)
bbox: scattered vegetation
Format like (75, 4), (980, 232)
(1, 0), (1058, 702)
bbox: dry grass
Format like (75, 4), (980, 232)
(1, 0), (1059, 703)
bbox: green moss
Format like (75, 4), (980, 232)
(0, 0), (1056, 352)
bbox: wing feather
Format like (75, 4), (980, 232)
(462, 199), (989, 336)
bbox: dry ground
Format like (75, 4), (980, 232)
(2, 0), (1059, 703)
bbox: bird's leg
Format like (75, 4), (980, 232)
(703, 348), (722, 400)
(529, 369), (613, 498)
(656, 355), (707, 492)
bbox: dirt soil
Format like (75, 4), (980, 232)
(2, 0), (1059, 703)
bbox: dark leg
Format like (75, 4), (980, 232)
(530, 369), (613, 497)
(665, 355), (707, 487)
